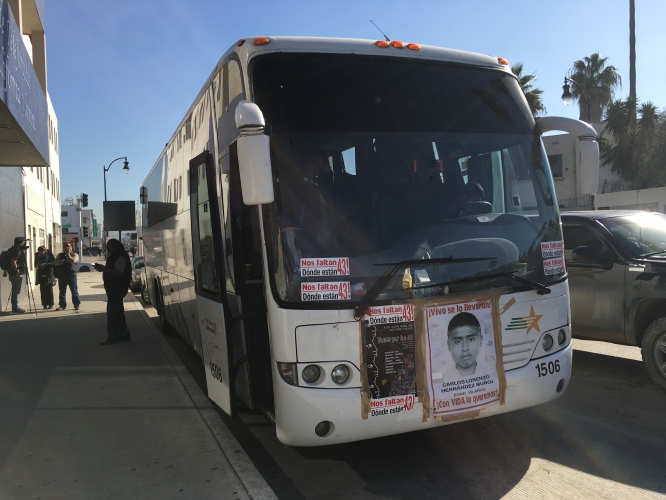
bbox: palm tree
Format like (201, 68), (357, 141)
(629, 0), (637, 124)
(599, 97), (659, 186)
(629, 0), (636, 103)
(511, 62), (545, 117)
(568, 54), (622, 123)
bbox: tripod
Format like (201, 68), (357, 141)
(3, 250), (38, 315)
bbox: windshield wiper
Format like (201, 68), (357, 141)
(353, 256), (496, 320)
(409, 271), (552, 296)
(642, 250), (666, 258)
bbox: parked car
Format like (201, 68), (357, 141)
(72, 261), (96, 272)
(562, 210), (666, 390)
(82, 246), (101, 257)
(130, 256), (144, 292)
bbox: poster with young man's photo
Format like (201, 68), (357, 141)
(425, 298), (501, 416)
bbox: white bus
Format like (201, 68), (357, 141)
(140, 37), (599, 446)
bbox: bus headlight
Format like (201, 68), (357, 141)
(331, 364), (350, 384)
(558, 329), (567, 346)
(302, 364), (321, 384)
(278, 362), (297, 386)
(542, 333), (554, 351)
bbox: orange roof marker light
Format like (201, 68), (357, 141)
(498, 57), (509, 66)
(375, 40), (390, 48)
(236, 39), (245, 46)
(254, 37), (270, 46)
(390, 40), (404, 49)
(406, 43), (421, 51)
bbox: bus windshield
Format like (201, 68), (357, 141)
(252, 53), (563, 306)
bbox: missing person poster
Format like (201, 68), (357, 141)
(425, 299), (500, 416)
(362, 304), (417, 417)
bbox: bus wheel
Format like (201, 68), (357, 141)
(155, 285), (173, 336)
(141, 284), (151, 305)
(641, 317), (666, 391)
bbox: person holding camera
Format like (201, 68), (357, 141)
(54, 242), (81, 310)
(1, 237), (28, 313)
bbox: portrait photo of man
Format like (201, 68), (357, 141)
(447, 312), (483, 377)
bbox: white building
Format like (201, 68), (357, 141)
(0, 0), (57, 309)
(61, 203), (82, 259)
(23, 96), (61, 271)
(595, 186), (666, 213)
(543, 124), (621, 211)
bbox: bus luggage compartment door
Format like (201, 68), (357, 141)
(189, 151), (234, 415)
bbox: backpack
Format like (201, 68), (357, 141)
(0, 248), (13, 271)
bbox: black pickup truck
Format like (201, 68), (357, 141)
(562, 210), (666, 390)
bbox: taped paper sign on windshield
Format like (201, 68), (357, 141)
(541, 241), (564, 259)
(543, 257), (566, 276)
(300, 257), (350, 277)
(425, 298), (501, 416)
(301, 282), (350, 301)
(361, 304), (418, 418)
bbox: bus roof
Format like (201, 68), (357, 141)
(143, 37), (512, 185)
(238, 36), (508, 68)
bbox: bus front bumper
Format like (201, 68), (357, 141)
(273, 343), (572, 447)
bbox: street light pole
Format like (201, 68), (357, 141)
(561, 77), (592, 124)
(103, 157), (129, 251)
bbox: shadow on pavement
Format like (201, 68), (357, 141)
(142, 301), (666, 499)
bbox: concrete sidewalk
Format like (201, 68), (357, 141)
(0, 272), (276, 499)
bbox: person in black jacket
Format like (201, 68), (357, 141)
(2, 237), (28, 313)
(94, 239), (132, 345)
(35, 246), (56, 309)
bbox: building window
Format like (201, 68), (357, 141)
(548, 154), (563, 178)
(61, 211), (67, 217)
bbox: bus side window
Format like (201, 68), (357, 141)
(214, 66), (225, 118)
(220, 154), (235, 293)
(194, 162), (220, 295)
(228, 60), (243, 106)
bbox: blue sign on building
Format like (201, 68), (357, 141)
(0, 0), (49, 166)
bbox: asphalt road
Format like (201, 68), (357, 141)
(139, 295), (666, 499)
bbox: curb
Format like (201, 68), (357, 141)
(129, 295), (278, 500)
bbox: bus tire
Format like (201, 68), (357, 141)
(141, 284), (151, 305)
(641, 317), (666, 391)
(155, 284), (173, 336)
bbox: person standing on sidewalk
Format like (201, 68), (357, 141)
(1, 237), (28, 313)
(35, 246), (56, 309)
(54, 242), (81, 311)
(94, 239), (132, 345)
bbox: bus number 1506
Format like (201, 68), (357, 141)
(535, 360), (561, 377)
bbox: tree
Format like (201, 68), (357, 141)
(599, 97), (663, 187)
(568, 54), (622, 123)
(629, 0), (637, 103)
(511, 62), (545, 117)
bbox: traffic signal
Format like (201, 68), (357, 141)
(71, 237), (78, 243)
(82, 193), (89, 207)
(83, 227), (89, 237)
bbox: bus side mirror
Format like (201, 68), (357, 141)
(577, 138), (600, 196)
(235, 101), (274, 206)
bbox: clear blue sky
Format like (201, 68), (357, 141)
(45, 0), (666, 220)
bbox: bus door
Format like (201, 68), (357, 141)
(189, 151), (234, 415)
(222, 145), (272, 412)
